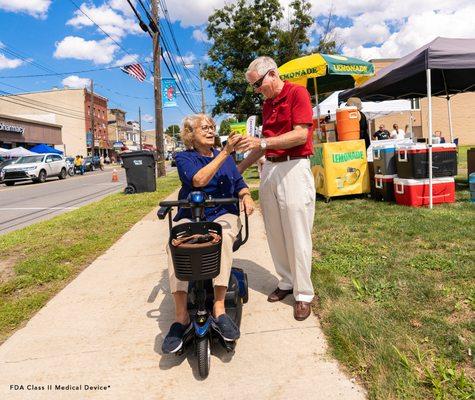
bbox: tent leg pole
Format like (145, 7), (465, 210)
(314, 78), (321, 138)
(427, 69), (433, 210)
(447, 96), (454, 143)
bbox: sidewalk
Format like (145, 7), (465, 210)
(0, 191), (366, 400)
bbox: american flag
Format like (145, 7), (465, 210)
(120, 63), (146, 82)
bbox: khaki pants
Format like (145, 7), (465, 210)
(260, 158), (316, 302)
(167, 213), (241, 293)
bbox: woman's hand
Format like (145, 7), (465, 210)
(242, 194), (255, 215)
(224, 132), (243, 154)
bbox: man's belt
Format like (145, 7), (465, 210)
(265, 155), (310, 163)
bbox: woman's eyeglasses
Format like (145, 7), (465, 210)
(251, 69), (272, 90)
(200, 125), (216, 132)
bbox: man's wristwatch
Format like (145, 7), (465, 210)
(259, 139), (267, 150)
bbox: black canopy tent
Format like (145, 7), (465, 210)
(339, 37), (475, 208)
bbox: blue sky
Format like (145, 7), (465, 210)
(0, 0), (474, 130)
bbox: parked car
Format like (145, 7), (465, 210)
(84, 156), (101, 172)
(0, 159), (17, 183)
(1, 153), (68, 185)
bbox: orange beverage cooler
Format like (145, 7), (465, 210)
(336, 107), (360, 141)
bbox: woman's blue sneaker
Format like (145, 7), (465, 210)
(162, 322), (191, 354)
(215, 314), (240, 341)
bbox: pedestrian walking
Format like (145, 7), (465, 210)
(237, 56), (316, 321)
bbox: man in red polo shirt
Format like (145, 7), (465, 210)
(238, 56), (316, 321)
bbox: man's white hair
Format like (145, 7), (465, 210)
(246, 56), (278, 79)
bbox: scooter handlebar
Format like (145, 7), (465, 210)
(159, 197), (238, 208)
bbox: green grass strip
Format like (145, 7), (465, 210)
(0, 172), (180, 343)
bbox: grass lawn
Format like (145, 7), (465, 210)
(0, 172), (181, 344)
(312, 157), (474, 398)
(246, 154), (474, 399)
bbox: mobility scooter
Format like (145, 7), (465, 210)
(157, 191), (249, 379)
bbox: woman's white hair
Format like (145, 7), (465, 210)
(246, 56), (278, 79)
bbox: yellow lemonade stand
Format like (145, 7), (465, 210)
(311, 140), (370, 202)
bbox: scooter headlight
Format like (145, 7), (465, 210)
(189, 191), (205, 204)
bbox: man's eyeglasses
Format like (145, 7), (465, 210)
(251, 69), (273, 90)
(200, 125), (216, 132)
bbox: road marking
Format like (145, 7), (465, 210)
(0, 207), (79, 210)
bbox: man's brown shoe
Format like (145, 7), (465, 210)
(294, 301), (311, 321)
(267, 288), (293, 303)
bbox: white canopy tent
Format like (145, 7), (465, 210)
(0, 148), (10, 156)
(314, 91), (412, 134)
(5, 147), (36, 157)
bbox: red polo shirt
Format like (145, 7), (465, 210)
(262, 81), (314, 157)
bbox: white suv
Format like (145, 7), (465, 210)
(1, 153), (68, 186)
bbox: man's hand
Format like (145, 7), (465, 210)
(235, 136), (261, 153)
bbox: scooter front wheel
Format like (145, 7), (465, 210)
(197, 336), (210, 379)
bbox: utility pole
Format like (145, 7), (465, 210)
(138, 106), (143, 150)
(199, 62), (206, 114)
(89, 79), (95, 156)
(151, 0), (166, 177)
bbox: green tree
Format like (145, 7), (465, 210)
(218, 117), (237, 136)
(203, 0), (283, 119)
(203, 0), (337, 118)
(165, 124), (180, 139)
(274, 0), (313, 66)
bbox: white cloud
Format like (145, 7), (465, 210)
(308, 1), (475, 60)
(0, 0), (51, 18)
(62, 75), (91, 89)
(113, 54), (141, 66)
(177, 52), (196, 67)
(54, 36), (119, 65)
(109, 0), (136, 17)
(341, 5), (475, 60)
(66, 2), (144, 41)
(160, 0), (225, 27)
(143, 114), (154, 123)
(192, 29), (212, 43)
(0, 53), (23, 70)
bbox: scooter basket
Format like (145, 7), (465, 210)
(169, 221), (222, 281)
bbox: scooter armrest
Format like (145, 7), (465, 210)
(157, 206), (172, 220)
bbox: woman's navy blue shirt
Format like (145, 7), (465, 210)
(174, 149), (248, 221)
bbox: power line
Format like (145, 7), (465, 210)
(0, 93), (86, 121)
(0, 63), (152, 79)
(124, 0), (200, 113)
(0, 42), (148, 108)
(67, 0), (150, 72)
(0, 83), (88, 118)
(159, 0), (198, 89)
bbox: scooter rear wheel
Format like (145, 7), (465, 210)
(197, 336), (210, 379)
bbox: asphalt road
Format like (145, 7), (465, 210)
(0, 167), (127, 235)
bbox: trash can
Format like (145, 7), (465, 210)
(120, 151), (156, 194)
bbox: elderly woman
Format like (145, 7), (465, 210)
(162, 113), (254, 354)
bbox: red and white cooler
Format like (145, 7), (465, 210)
(396, 143), (457, 179)
(374, 174), (397, 201)
(393, 177), (455, 207)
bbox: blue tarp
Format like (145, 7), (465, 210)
(29, 144), (63, 155)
